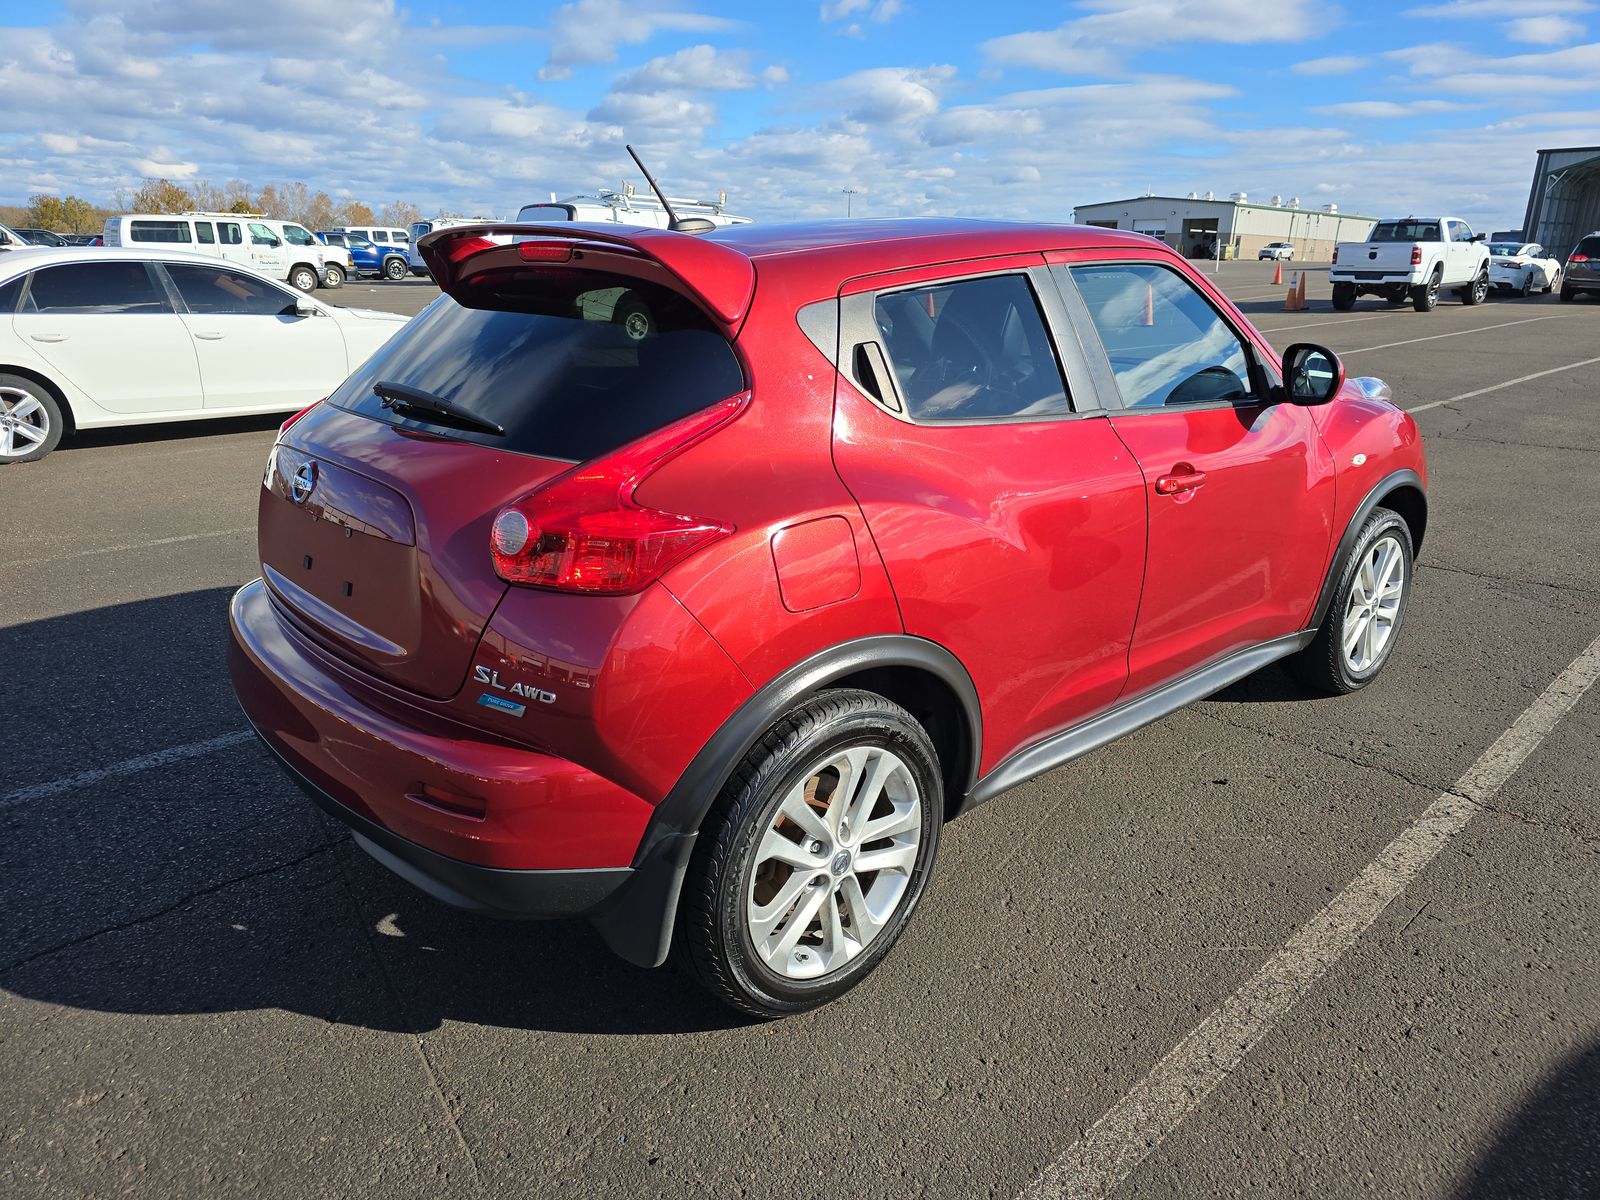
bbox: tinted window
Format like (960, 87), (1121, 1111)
(248, 222), (277, 246)
(27, 262), (170, 314)
(370, 231), (388, 242)
(1370, 220), (1441, 243)
(219, 222), (243, 245)
(330, 272), (745, 462)
(1576, 236), (1600, 257)
(322, 233), (346, 247)
(0, 276), (23, 313)
(195, 221), (216, 245)
(130, 220), (191, 244)
(871, 274), (1069, 420)
(1068, 263), (1253, 409)
(166, 264), (291, 315)
(282, 224), (317, 247)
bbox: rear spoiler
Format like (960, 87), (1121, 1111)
(417, 222), (756, 330)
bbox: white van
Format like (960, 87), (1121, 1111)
(331, 225), (410, 247)
(514, 189), (753, 230)
(101, 213), (351, 292)
(406, 216), (499, 276)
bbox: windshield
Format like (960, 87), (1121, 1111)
(1370, 221), (1440, 243)
(329, 270), (744, 462)
(1487, 243), (1523, 256)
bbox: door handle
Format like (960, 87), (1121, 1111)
(1155, 465), (1208, 495)
(193, 331), (226, 340)
(29, 333), (67, 343)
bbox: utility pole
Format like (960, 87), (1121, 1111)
(843, 188), (858, 218)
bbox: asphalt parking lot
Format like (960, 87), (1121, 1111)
(3, 261), (1597, 1199)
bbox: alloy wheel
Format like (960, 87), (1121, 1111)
(745, 744), (922, 981)
(1342, 535), (1405, 673)
(0, 386), (50, 459)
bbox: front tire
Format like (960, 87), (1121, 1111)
(321, 264), (345, 289)
(0, 375), (66, 464)
(384, 256), (408, 281)
(1290, 507), (1414, 695)
(677, 690), (943, 1018)
(290, 265), (319, 294)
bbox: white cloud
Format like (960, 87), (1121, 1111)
(1311, 100), (1469, 117)
(831, 65), (956, 123)
(1292, 55), (1364, 75)
(1505, 15), (1586, 42)
(1404, 0), (1592, 16)
(611, 45), (762, 92)
(538, 0), (738, 78)
(821, 0), (904, 23)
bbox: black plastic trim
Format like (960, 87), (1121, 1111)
(961, 631), (1314, 812)
(1308, 468), (1426, 631)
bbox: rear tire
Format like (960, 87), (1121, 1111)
(0, 374), (66, 464)
(1412, 269), (1442, 312)
(1290, 507), (1414, 695)
(1331, 282), (1357, 311)
(1462, 269), (1488, 305)
(676, 690), (943, 1018)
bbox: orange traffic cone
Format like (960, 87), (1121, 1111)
(1284, 271), (1300, 310)
(1142, 282), (1154, 326)
(1272, 259), (1283, 286)
(1296, 270), (1307, 310)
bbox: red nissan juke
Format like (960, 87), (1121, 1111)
(230, 219), (1427, 1016)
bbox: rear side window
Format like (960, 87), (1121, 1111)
(195, 221), (216, 245)
(26, 262), (171, 314)
(871, 274), (1069, 420)
(1068, 263), (1252, 409)
(0, 276), (23, 313)
(219, 222), (243, 245)
(329, 271), (745, 462)
(370, 231), (388, 243)
(130, 220), (191, 244)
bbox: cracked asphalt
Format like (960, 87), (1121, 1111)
(2, 264), (1597, 1199)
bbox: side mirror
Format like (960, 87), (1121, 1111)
(1471, 233), (1487, 242)
(293, 297), (317, 317)
(1282, 343), (1343, 406)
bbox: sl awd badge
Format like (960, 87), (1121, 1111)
(473, 665), (557, 717)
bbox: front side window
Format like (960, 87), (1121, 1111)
(1067, 263), (1254, 410)
(130, 220), (191, 244)
(409, 222), (431, 242)
(218, 222), (243, 245)
(871, 274), (1070, 420)
(165, 263), (292, 316)
(248, 222), (278, 246)
(26, 262), (170, 314)
(281, 224), (316, 247)
(322, 233), (346, 247)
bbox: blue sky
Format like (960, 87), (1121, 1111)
(2, 0), (1596, 228)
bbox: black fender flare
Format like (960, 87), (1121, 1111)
(589, 634), (981, 968)
(1307, 468), (1426, 632)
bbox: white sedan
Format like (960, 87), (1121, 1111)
(1487, 241), (1562, 297)
(0, 247), (408, 463)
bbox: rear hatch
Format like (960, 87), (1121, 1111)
(259, 227), (751, 699)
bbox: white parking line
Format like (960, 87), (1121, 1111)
(1, 527), (253, 570)
(1, 731), (254, 809)
(1342, 315), (1563, 355)
(1254, 314), (1387, 334)
(1018, 631), (1600, 1200)
(1404, 355), (1600, 415)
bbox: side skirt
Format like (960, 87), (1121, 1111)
(958, 631), (1315, 814)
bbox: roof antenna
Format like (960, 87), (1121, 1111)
(626, 144), (716, 234)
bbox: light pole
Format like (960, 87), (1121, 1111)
(843, 188), (858, 218)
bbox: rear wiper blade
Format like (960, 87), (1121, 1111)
(373, 380), (504, 436)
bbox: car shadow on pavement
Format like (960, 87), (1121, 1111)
(1448, 1040), (1600, 1198)
(54, 411), (285, 453)
(0, 588), (749, 1037)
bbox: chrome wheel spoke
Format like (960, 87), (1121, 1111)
(776, 783), (831, 845)
(755, 820), (824, 870)
(1343, 613), (1367, 658)
(749, 870), (815, 944)
(838, 873), (887, 944)
(10, 396), (41, 421)
(854, 841), (918, 876)
(11, 422), (45, 446)
(860, 800), (919, 844)
(767, 884), (829, 962)
(1341, 535), (1405, 674)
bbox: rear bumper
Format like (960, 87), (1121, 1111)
(1329, 272), (1418, 287)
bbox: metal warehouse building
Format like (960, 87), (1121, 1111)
(1520, 146), (1600, 256)
(1071, 193), (1376, 261)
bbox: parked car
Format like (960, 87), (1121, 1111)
(14, 228), (73, 247)
(1560, 231), (1600, 302)
(318, 230), (409, 281)
(229, 219), (1427, 1017)
(329, 225), (410, 247)
(101, 213), (350, 292)
(514, 190), (753, 230)
(0, 223), (25, 250)
(405, 216), (499, 275)
(1329, 216), (1490, 312)
(0, 248), (407, 463)
(1486, 242), (1562, 296)
(63, 233), (102, 246)
(1257, 242), (1295, 261)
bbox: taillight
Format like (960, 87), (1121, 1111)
(280, 400), (322, 433)
(1410, 245), (1423, 266)
(1572, 254), (1591, 263)
(490, 394), (746, 594)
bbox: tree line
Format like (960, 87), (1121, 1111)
(2, 178), (425, 235)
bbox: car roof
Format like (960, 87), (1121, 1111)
(0, 245), (292, 280)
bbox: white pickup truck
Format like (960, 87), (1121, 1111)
(1329, 216), (1491, 312)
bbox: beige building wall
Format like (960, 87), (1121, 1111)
(1071, 196), (1376, 263)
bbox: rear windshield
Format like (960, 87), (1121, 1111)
(1577, 236), (1600, 257)
(1370, 221), (1440, 243)
(329, 270), (745, 462)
